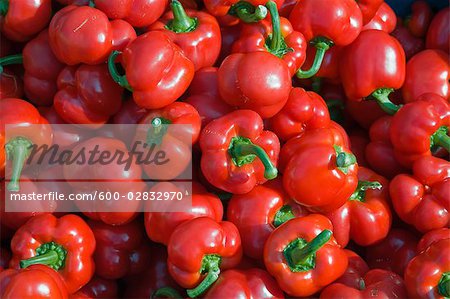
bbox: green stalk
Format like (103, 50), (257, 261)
(165, 0), (198, 33)
(0, 53), (23, 73)
(5, 137), (33, 192)
(228, 1), (267, 23)
(371, 88), (401, 115)
(107, 50), (132, 92)
(296, 37), (333, 79)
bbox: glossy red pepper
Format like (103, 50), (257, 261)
(390, 156), (449, 233)
(264, 214), (347, 297)
(0, 265), (69, 298)
(199, 110), (279, 194)
(404, 239), (450, 299)
(325, 167), (392, 247)
(167, 217), (242, 297)
(339, 30), (406, 115)
(356, 0), (384, 25)
(402, 49), (449, 103)
(204, 268), (285, 298)
(289, 0), (362, 79)
(227, 179), (308, 260)
(108, 31), (194, 109)
(218, 51), (292, 118)
(145, 182), (223, 245)
(418, 228), (450, 254)
(362, 2), (397, 33)
(10, 214), (96, 294)
(426, 7), (449, 53)
(406, 0), (433, 38)
(366, 228), (418, 276)
(70, 276), (118, 299)
(389, 94), (449, 168)
(0, 0), (52, 42)
(0, 98), (52, 191)
(149, 1), (221, 71)
(269, 87), (330, 141)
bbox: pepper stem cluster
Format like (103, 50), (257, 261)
(20, 241), (67, 271)
(166, 0), (198, 33)
(228, 1), (267, 23)
(350, 181), (382, 202)
(334, 145), (356, 174)
(187, 254), (221, 298)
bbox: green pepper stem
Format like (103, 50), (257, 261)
(146, 117), (172, 145)
(273, 205), (295, 227)
(0, 0), (8, 16)
(152, 287), (183, 299)
(296, 38), (332, 79)
(229, 137), (278, 180)
(334, 145), (357, 174)
(0, 53), (23, 73)
(350, 181), (382, 202)
(229, 1), (267, 23)
(6, 137), (33, 192)
(371, 88), (401, 115)
(186, 255), (221, 298)
(431, 126), (450, 152)
(265, 1), (290, 57)
(286, 230), (332, 268)
(439, 272), (450, 298)
(166, 0), (197, 33)
(20, 242), (67, 271)
(88, 0), (95, 7)
(107, 50), (132, 92)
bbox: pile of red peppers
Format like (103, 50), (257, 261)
(0, 0), (449, 298)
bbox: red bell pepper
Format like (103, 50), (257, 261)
(289, 0), (362, 79)
(406, 1), (433, 38)
(391, 22), (425, 59)
(145, 182), (223, 245)
(269, 87), (330, 141)
(149, 0), (221, 71)
(199, 110), (279, 194)
(362, 2), (397, 33)
(204, 268), (285, 298)
(426, 7), (449, 53)
(325, 166), (392, 247)
(0, 98), (53, 191)
(217, 51), (292, 118)
(366, 228), (418, 276)
(108, 31), (194, 109)
(10, 214), (96, 294)
(417, 228), (450, 253)
(404, 239), (450, 299)
(0, 67), (23, 100)
(54, 64), (123, 128)
(339, 30), (406, 115)
(0, 0), (52, 42)
(264, 214), (348, 297)
(402, 49), (449, 103)
(390, 156), (449, 233)
(88, 219), (151, 280)
(389, 94), (449, 168)
(232, 1), (306, 76)
(167, 217), (242, 297)
(70, 276), (118, 299)
(0, 265), (69, 298)
(227, 179), (308, 260)
(356, 0), (384, 25)
(93, 0), (167, 28)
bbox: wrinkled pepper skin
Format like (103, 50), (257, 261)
(264, 214), (348, 297)
(402, 50), (449, 103)
(390, 156), (449, 233)
(0, 0), (52, 42)
(218, 52), (292, 118)
(0, 265), (69, 298)
(417, 228), (450, 253)
(199, 110), (280, 194)
(204, 268), (285, 298)
(426, 8), (449, 53)
(9, 214), (96, 294)
(362, 2), (397, 33)
(404, 239), (450, 299)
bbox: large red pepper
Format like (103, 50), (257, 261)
(199, 110), (279, 194)
(88, 219), (151, 280)
(145, 182), (223, 245)
(217, 51), (292, 118)
(108, 31), (194, 109)
(167, 217), (242, 297)
(54, 64), (123, 128)
(289, 0), (362, 79)
(227, 179), (308, 260)
(418, 228), (450, 253)
(402, 49), (449, 103)
(232, 1), (306, 76)
(264, 214), (347, 297)
(389, 94), (449, 168)
(325, 166), (392, 247)
(406, 1), (433, 38)
(339, 30), (406, 115)
(404, 239), (450, 299)
(390, 156), (449, 233)
(10, 214), (96, 294)
(0, 0), (52, 42)
(149, 1), (221, 71)
(0, 265), (69, 298)
(356, 0), (384, 25)
(269, 87), (330, 141)
(362, 2), (397, 33)
(70, 276), (117, 299)
(203, 268), (285, 298)
(0, 98), (52, 191)
(426, 7), (449, 53)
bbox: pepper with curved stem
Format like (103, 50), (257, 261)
(439, 272), (450, 298)
(153, 287), (183, 299)
(0, 54), (22, 74)
(296, 38), (333, 79)
(165, 0), (198, 33)
(108, 50), (132, 92)
(370, 88), (401, 115)
(265, 1), (290, 57)
(5, 137), (33, 192)
(187, 255), (221, 298)
(20, 242), (67, 271)
(228, 1), (267, 23)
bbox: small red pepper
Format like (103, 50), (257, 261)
(390, 156), (449, 233)
(406, 0), (433, 38)
(70, 276), (118, 299)
(417, 228), (450, 253)
(264, 214), (348, 297)
(362, 2), (397, 33)
(10, 214), (96, 294)
(426, 7), (449, 53)
(199, 110), (279, 194)
(167, 217), (242, 297)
